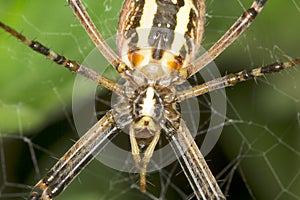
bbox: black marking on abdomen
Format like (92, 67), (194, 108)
(148, 0), (186, 60)
(185, 8), (197, 40)
(152, 0), (184, 30)
(184, 9), (197, 54)
(120, 0), (145, 39)
(152, 48), (165, 60)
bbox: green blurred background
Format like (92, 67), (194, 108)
(0, 0), (299, 199)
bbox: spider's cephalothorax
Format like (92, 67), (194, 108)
(112, 75), (180, 191)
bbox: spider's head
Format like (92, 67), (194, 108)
(112, 79), (178, 138)
(131, 85), (173, 138)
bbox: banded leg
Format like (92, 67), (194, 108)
(67, 0), (134, 76)
(167, 119), (225, 200)
(182, 0), (268, 78)
(176, 58), (300, 102)
(0, 21), (124, 96)
(29, 111), (116, 200)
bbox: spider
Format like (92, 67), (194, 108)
(0, 0), (299, 199)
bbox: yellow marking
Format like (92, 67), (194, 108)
(139, 0), (157, 28)
(171, 2), (193, 54)
(135, 116), (154, 129)
(137, 0), (157, 48)
(175, 3), (192, 35)
(179, 68), (188, 78)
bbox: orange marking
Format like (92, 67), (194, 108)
(36, 180), (48, 190)
(167, 60), (183, 70)
(128, 52), (144, 67)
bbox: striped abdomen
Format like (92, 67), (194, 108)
(118, 0), (205, 78)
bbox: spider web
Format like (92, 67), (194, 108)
(0, 0), (299, 199)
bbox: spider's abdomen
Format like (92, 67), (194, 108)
(118, 0), (205, 78)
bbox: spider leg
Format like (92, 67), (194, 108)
(0, 21), (124, 96)
(176, 58), (300, 102)
(68, 0), (134, 78)
(181, 0), (268, 78)
(129, 127), (160, 192)
(166, 119), (225, 200)
(29, 111), (116, 200)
